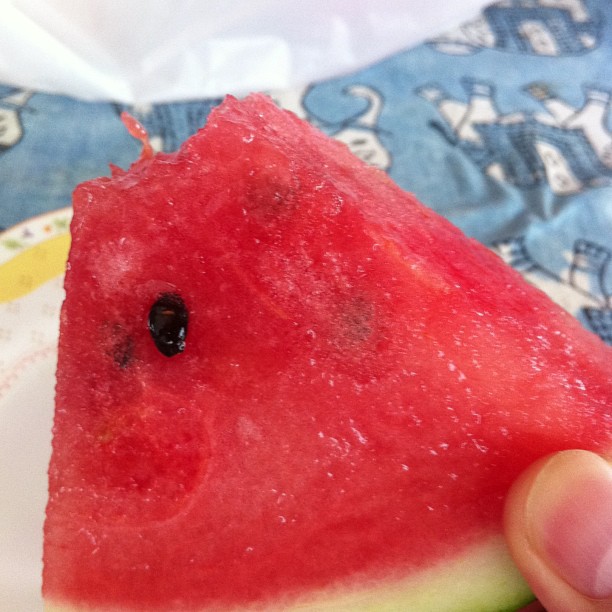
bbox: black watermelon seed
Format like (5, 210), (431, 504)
(148, 293), (188, 357)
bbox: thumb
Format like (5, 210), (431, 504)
(504, 450), (612, 612)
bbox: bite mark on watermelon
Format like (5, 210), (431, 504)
(43, 94), (612, 611)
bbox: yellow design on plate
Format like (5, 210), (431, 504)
(0, 208), (72, 303)
(0, 233), (71, 303)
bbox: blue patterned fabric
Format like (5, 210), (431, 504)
(1, 0), (610, 343)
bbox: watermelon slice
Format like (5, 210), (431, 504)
(44, 94), (612, 612)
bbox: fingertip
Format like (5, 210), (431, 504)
(504, 450), (612, 612)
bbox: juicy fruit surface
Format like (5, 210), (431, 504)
(44, 94), (612, 611)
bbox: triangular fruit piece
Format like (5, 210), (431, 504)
(44, 94), (612, 611)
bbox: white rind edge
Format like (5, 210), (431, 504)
(44, 535), (533, 612)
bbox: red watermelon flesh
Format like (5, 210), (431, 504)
(43, 94), (612, 611)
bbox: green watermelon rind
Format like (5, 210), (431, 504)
(289, 536), (535, 612)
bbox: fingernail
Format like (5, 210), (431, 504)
(525, 450), (612, 599)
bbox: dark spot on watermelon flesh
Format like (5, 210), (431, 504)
(101, 323), (135, 369)
(148, 293), (188, 357)
(339, 296), (374, 343)
(112, 334), (134, 369)
(239, 138), (300, 223)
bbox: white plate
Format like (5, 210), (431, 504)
(0, 208), (72, 612)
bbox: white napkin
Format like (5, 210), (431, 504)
(1, 0), (492, 103)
